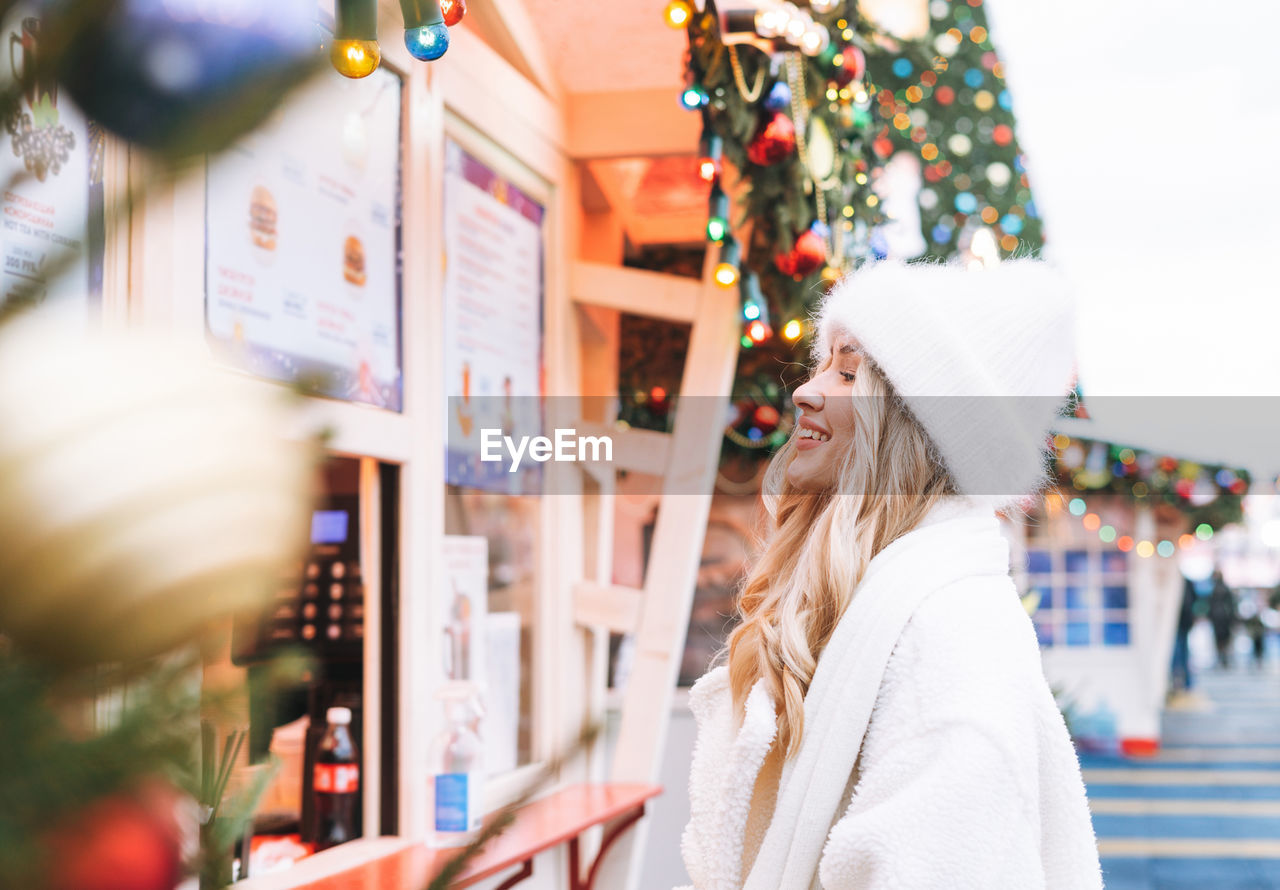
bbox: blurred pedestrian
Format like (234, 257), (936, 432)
(1207, 569), (1237, 669)
(1171, 575), (1197, 691)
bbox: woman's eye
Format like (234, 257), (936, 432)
(840, 371), (856, 383)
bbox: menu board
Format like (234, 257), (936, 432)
(205, 67), (402, 411)
(0, 7), (103, 316)
(443, 138), (544, 491)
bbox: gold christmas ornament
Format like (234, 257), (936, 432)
(0, 305), (317, 666)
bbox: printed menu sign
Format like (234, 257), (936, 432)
(205, 67), (402, 411)
(0, 7), (103, 316)
(443, 139), (544, 490)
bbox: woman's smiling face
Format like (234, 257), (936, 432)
(786, 334), (864, 493)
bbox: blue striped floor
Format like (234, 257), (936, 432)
(1086, 664), (1280, 889)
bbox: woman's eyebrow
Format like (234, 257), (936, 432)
(837, 343), (861, 355)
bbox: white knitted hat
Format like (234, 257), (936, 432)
(812, 258), (1077, 509)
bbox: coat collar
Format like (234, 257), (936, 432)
(684, 498), (1008, 890)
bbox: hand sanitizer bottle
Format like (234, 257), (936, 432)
(429, 681), (485, 847)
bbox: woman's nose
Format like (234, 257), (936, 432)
(793, 377), (824, 413)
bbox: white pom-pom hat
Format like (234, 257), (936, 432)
(812, 258), (1078, 509)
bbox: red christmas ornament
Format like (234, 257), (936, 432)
(791, 229), (826, 276)
(43, 789), (183, 890)
(992, 123), (1013, 146)
(440, 0), (466, 26)
(746, 112), (795, 166)
(753, 404), (780, 431)
(774, 229), (826, 277)
(872, 135), (894, 158)
(831, 45), (866, 87)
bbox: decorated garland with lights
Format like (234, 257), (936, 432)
(1052, 433), (1249, 533)
(671, 0), (895, 346)
(1055, 494), (1220, 561)
(864, 0), (1043, 259)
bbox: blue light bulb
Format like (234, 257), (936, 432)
(405, 23), (449, 60)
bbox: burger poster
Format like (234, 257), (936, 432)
(204, 66), (402, 411)
(442, 139), (544, 492)
(0, 5), (103, 316)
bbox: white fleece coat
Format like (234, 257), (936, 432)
(676, 500), (1103, 890)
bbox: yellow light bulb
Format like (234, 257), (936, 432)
(782, 319), (802, 341)
(664, 0), (692, 28)
(714, 263), (739, 287)
(330, 39), (381, 78)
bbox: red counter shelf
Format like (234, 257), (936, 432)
(237, 783), (662, 890)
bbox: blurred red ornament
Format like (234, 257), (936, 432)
(924, 165), (942, 182)
(1230, 478), (1248, 494)
(774, 250), (796, 276)
(1175, 478), (1194, 498)
(792, 229), (826, 275)
(872, 135), (894, 158)
(992, 124), (1013, 146)
(753, 404), (780, 430)
(775, 229), (826, 277)
(746, 112), (795, 166)
(43, 788), (183, 890)
(746, 319), (772, 344)
(650, 385), (667, 404)
(1159, 456), (1179, 472)
(831, 45), (866, 87)
(935, 85), (955, 105)
(440, 0), (466, 26)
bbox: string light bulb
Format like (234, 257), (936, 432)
(697, 130), (723, 182)
(439, 0), (466, 27)
(740, 271), (768, 325)
(680, 84), (708, 109)
(782, 318), (803, 341)
(783, 6), (811, 44)
(400, 0), (449, 60)
(799, 21), (829, 56)
(755, 1), (786, 37)
(706, 185), (729, 242)
(330, 0), (381, 79)
(714, 238), (741, 288)
(747, 319), (772, 344)
(663, 0), (692, 28)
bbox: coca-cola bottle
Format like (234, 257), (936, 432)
(313, 706), (359, 851)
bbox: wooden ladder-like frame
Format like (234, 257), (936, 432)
(568, 252), (740, 889)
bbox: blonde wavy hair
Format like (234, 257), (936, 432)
(726, 352), (959, 758)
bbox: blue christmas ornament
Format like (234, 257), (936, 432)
(931, 223), (952, 243)
(963, 68), (984, 88)
(38, 0), (318, 155)
(765, 81), (791, 112)
(1014, 153), (1026, 173)
(892, 58), (913, 78)
(748, 427), (763, 441)
(954, 192), (978, 213)
(1025, 199), (1038, 219)
(810, 220), (831, 239)
(998, 89), (1013, 110)
(1000, 214), (1023, 235)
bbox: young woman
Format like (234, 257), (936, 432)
(678, 260), (1102, 890)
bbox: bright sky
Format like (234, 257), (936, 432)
(985, 0), (1280, 473)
